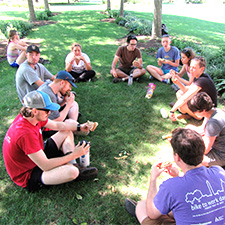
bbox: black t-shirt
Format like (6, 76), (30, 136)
(193, 73), (217, 107)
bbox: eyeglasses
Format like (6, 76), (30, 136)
(130, 43), (137, 46)
(37, 108), (50, 113)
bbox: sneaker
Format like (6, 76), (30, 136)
(74, 164), (98, 180)
(124, 198), (137, 217)
(121, 78), (126, 82)
(113, 77), (122, 83)
(162, 79), (170, 84)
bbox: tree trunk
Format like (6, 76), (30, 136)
(120, 0), (124, 17)
(107, 0), (111, 10)
(27, 0), (36, 22)
(152, 0), (162, 39)
(44, 0), (50, 10)
(68, 0), (70, 3)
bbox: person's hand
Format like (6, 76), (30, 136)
(150, 162), (165, 181)
(73, 141), (90, 158)
(112, 69), (118, 78)
(169, 112), (177, 122)
(79, 55), (85, 61)
(66, 92), (75, 106)
(165, 165), (179, 177)
(132, 60), (139, 67)
(80, 122), (92, 132)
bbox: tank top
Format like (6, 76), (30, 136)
(7, 42), (19, 64)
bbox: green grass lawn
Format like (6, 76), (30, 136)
(0, 8), (224, 225)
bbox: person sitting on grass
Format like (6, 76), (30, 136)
(2, 90), (98, 193)
(65, 42), (96, 82)
(187, 92), (225, 167)
(170, 47), (196, 92)
(38, 71), (83, 138)
(7, 29), (28, 68)
(146, 34), (180, 84)
(16, 44), (56, 103)
(169, 56), (217, 121)
(125, 128), (225, 225)
(110, 34), (146, 83)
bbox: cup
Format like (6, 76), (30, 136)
(79, 151), (90, 167)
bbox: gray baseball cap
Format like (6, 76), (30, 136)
(23, 91), (60, 111)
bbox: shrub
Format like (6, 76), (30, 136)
(36, 10), (49, 21)
(0, 20), (32, 39)
(125, 18), (152, 35)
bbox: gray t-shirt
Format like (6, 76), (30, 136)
(16, 60), (53, 102)
(206, 109), (225, 166)
(38, 81), (60, 120)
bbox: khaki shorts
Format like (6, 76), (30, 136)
(141, 215), (176, 225)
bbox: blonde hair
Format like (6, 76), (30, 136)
(71, 43), (81, 51)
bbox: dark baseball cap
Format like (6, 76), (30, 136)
(56, 71), (77, 88)
(27, 45), (40, 53)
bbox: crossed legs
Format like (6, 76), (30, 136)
(41, 130), (79, 185)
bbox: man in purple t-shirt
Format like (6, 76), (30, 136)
(125, 128), (225, 225)
(110, 35), (146, 83)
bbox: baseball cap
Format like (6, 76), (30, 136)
(56, 71), (77, 88)
(23, 90), (60, 111)
(27, 45), (40, 53)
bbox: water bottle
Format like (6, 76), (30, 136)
(128, 74), (133, 86)
(79, 151), (90, 167)
(145, 83), (156, 99)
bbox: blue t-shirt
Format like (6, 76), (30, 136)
(154, 166), (225, 225)
(156, 46), (180, 72)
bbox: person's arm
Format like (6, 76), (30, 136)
(203, 136), (216, 154)
(170, 84), (201, 114)
(133, 58), (143, 69)
(65, 53), (76, 72)
(79, 55), (92, 70)
(111, 55), (119, 78)
(34, 79), (45, 87)
(11, 42), (27, 52)
(146, 163), (179, 219)
(44, 118), (90, 132)
(28, 142), (90, 171)
(53, 95), (75, 121)
(165, 58), (180, 68)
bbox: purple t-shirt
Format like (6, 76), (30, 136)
(156, 46), (180, 72)
(154, 166), (225, 225)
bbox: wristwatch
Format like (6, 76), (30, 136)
(77, 123), (81, 131)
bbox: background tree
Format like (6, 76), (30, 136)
(107, 0), (111, 10)
(27, 0), (36, 22)
(44, 0), (50, 10)
(120, 0), (124, 16)
(151, 0), (162, 39)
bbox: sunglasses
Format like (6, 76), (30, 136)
(37, 108), (50, 113)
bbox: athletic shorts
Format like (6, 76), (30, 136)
(9, 61), (19, 68)
(117, 67), (136, 75)
(25, 138), (64, 192)
(162, 68), (170, 75)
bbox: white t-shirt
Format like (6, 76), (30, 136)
(65, 52), (90, 73)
